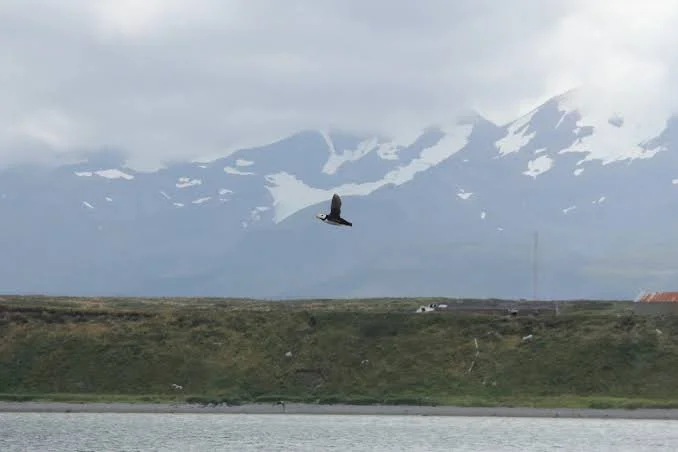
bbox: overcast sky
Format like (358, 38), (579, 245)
(1, 0), (677, 170)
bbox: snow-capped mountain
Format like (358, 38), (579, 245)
(1, 88), (677, 300)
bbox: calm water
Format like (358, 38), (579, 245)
(2, 413), (678, 451)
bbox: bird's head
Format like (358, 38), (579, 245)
(316, 213), (326, 220)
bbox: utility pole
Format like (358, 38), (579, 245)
(532, 231), (539, 302)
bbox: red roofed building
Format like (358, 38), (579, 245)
(634, 291), (678, 314)
(638, 292), (678, 302)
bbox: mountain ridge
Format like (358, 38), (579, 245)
(1, 88), (677, 300)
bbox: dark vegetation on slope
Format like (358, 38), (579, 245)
(1, 295), (677, 409)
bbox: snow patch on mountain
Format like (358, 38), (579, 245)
(265, 123), (473, 223)
(264, 173), (331, 222)
(235, 159), (254, 167)
(457, 189), (472, 200)
(496, 108), (538, 156)
(322, 137), (380, 175)
(556, 89), (667, 164)
(376, 143), (400, 160)
(224, 166), (255, 176)
(218, 188), (233, 202)
(492, 87), (669, 165)
(176, 177), (201, 188)
(96, 169), (135, 180)
(250, 206), (270, 222)
(524, 155), (554, 178)
(75, 169), (134, 180)
(320, 130), (403, 175)
(319, 130), (336, 155)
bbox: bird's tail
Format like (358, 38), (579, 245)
(339, 216), (352, 227)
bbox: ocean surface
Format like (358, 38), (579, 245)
(2, 413), (678, 451)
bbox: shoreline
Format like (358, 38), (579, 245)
(2, 402), (678, 419)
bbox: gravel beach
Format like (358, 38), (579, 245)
(2, 402), (678, 419)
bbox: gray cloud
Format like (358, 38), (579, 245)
(1, 0), (676, 170)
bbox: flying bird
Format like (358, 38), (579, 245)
(316, 193), (352, 227)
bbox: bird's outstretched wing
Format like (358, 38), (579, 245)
(330, 193), (342, 217)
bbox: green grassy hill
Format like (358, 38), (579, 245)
(1, 296), (677, 409)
